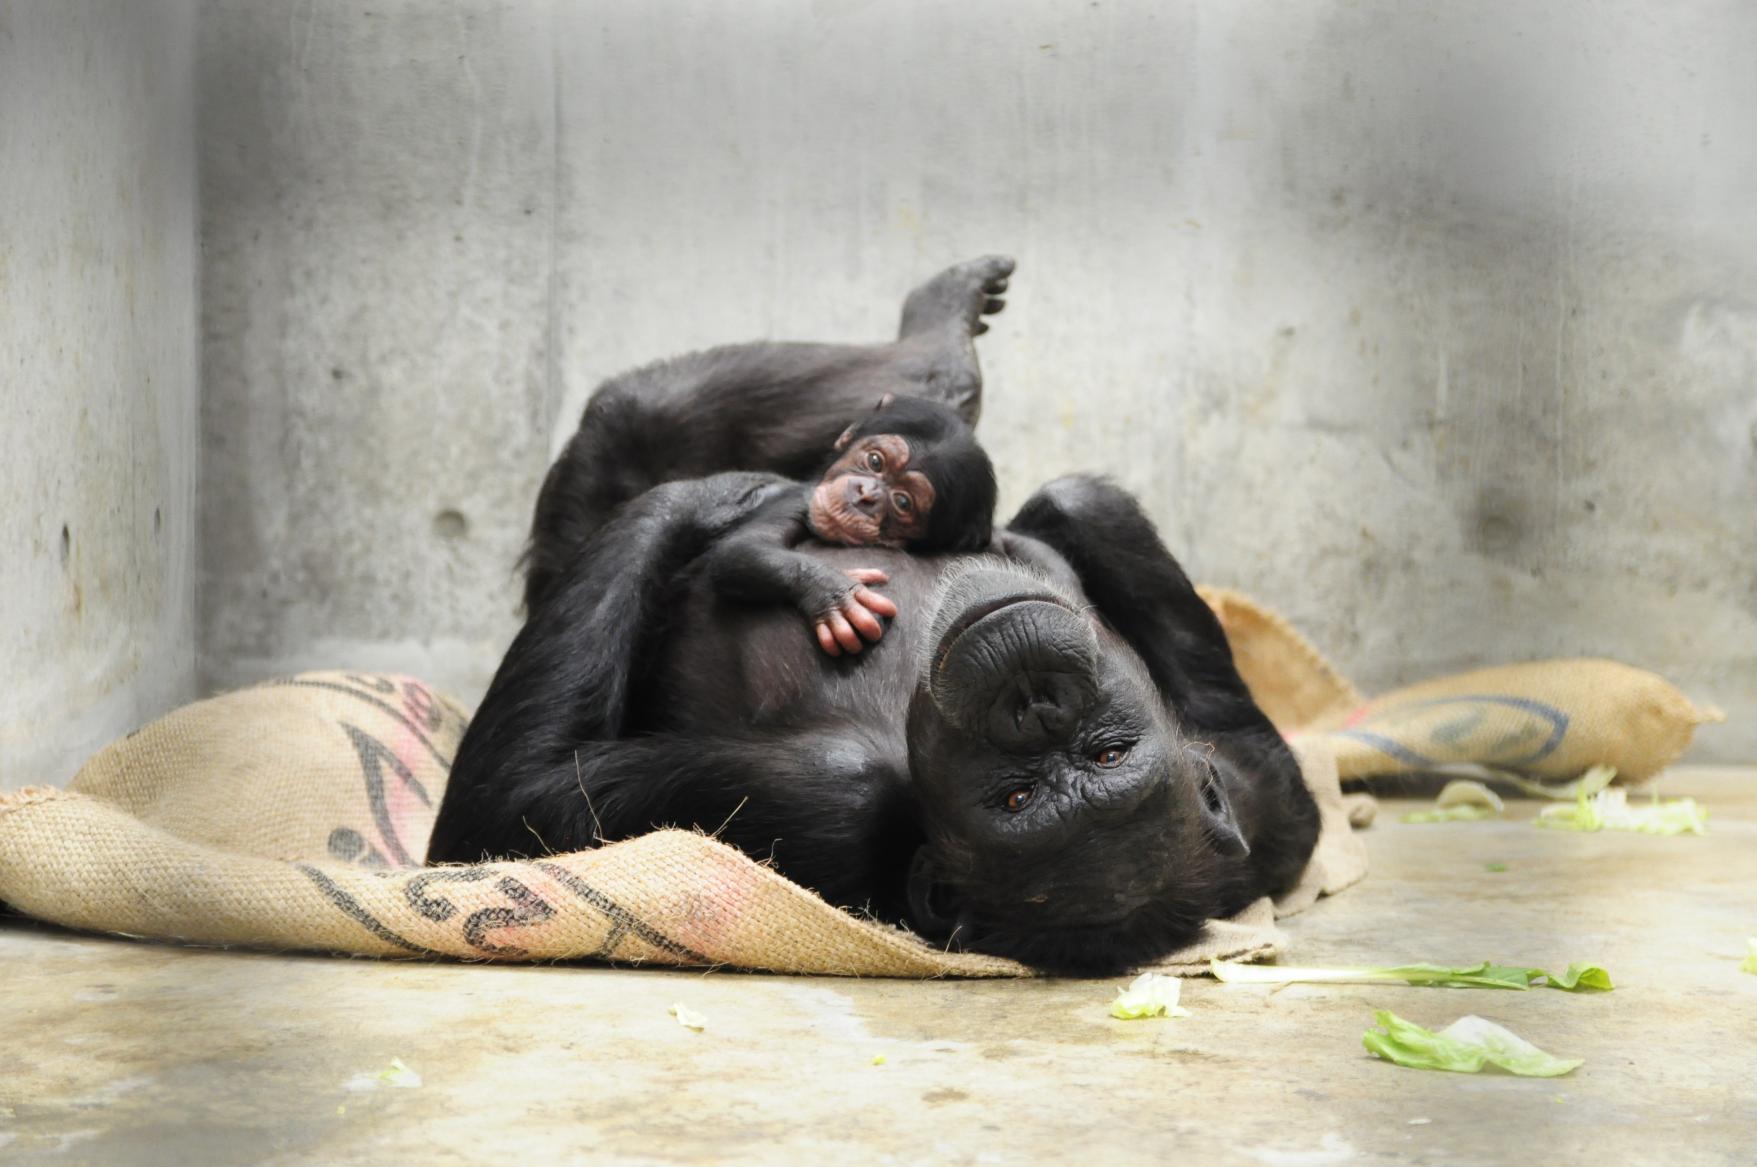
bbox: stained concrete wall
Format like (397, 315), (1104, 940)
(0, 2), (200, 789)
(197, 0), (1755, 758)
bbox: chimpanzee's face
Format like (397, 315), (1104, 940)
(900, 562), (1228, 975)
(807, 432), (937, 548)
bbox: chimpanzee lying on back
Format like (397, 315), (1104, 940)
(428, 258), (1319, 975)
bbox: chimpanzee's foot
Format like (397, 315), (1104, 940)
(898, 255), (1015, 339)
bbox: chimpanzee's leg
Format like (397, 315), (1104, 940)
(1004, 475), (1320, 905)
(896, 253), (1014, 425)
(524, 257), (1013, 612)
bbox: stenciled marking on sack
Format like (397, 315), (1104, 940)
(297, 865), (443, 956)
(404, 868), (493, 920)
(463, 877), (556, 956)
(1337, 695), (1570, 768)
(532, 860), (707, 964)
(330, 723), (433, 869)
(401, 868), (559, 958)
(326, 826), (392, 869)
(270, 677), (456, 772)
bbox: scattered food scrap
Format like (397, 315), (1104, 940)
(344, 1058), (423, 1092)
(669, 1003), (707, 1031)
(1109, 972), (1191, 1019)
(1363, 1011), (1582, 1077)
(1741, 939), (1757, 976)
(1211, 959), (1610, 992)
(871, 1054), (887, 1066)
(1535, 775), (1708, 836)
(1402, 779), (1504, 823)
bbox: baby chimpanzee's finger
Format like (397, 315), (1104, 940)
(845, 568), (889, 585)
(815, 621), (841, 656)
(826, 610), (863, 653)
(844, 601), (883, 643)
(852, 587), (898, 619)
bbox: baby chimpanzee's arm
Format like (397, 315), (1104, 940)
(705, 494), (898, 656)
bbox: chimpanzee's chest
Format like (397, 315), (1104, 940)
(642, 544), (950, 740)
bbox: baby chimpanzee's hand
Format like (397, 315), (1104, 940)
(814, 569), (899, 656)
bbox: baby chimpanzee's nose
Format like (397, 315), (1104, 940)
(845, 476), (884, 514)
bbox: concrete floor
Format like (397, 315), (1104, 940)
(1, 768), (1752, 1166)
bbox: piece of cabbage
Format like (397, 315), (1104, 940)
(1363, 1011), (1582, 1077)
(669, 1003), (707, 1031)
(1109, 972), (1191, 1019)
(1535, 776), (1708, 836)
(1211, 959), (1611, 992)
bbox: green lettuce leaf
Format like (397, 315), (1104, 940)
(1402, 779), (1504, 823)
(1211, 959), (1611, 992)
(1402, 804), (1495, 823)
(1363, 1011), (1582, 1077)
(1109, 972), (1191, 1019)
(1741, 939), (1757, 976)
(1535, 773), (1708, 836)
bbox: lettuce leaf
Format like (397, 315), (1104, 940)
(669, 1003), (707, 1031)
(1211, 959), (1610, 992)
(1402, 779), (1504, 823)
(1535, 776), (1708, 836)
(1402, 804), (1494, 823)
(1364, 1011), (1582, 1077)
(1741, 939), (1757, 976)
(1109, 972), (1191, 1019)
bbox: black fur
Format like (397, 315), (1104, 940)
(428, 258), (1319, 976)
(835, 396), (997, 553)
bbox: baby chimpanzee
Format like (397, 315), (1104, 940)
(705, 394), (997, 655)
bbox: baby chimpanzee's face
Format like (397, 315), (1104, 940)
(808, 432), (938, 547)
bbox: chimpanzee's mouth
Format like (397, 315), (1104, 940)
(932, 592), (1077, 675)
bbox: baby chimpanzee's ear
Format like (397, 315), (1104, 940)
(834, 423), (859, 451)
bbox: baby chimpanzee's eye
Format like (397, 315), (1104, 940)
(891, 492), (912, 514)
(865, 450), (884, 473)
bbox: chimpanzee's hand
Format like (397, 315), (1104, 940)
(813, 569), (899, 656)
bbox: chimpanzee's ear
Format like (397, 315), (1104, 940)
(834, 424), (859, 452)
(906, 847), (963, 941)
(872, 392), (896, 412)
(1195, 753), (1250, 858)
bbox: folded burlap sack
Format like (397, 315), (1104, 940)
(0, 670), (1366, 976)
(1199, 587), (1724, 784)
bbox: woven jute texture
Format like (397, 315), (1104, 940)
(0, 669), (1364, 976)
(1198, 588), (1723, 784)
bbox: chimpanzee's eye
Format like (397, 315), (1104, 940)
(1094, 746), (1129, 768)
(865, 450), (884, 473)
(892, 492), (913, 514)
(1004, 785), (1036, 812)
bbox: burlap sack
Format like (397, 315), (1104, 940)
(1200, 590), (1722, 785)
(0, 671), (1364, 976)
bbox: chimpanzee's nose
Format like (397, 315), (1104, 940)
(1005, 674), (1087, 748)
(846, 476), (883, 514)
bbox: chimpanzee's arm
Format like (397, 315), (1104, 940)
(460, 729), (914, 916)
(702, 495), (899, 655)
(1003, 476), (1319, 901)
(427, 472), (788, 862)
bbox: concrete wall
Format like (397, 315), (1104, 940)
(196, 0), (1755, 758)
(0, 1), (200, 789)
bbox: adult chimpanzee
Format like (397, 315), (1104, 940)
(428, 257), (1319, 975)
(705, 393), (997, 656)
